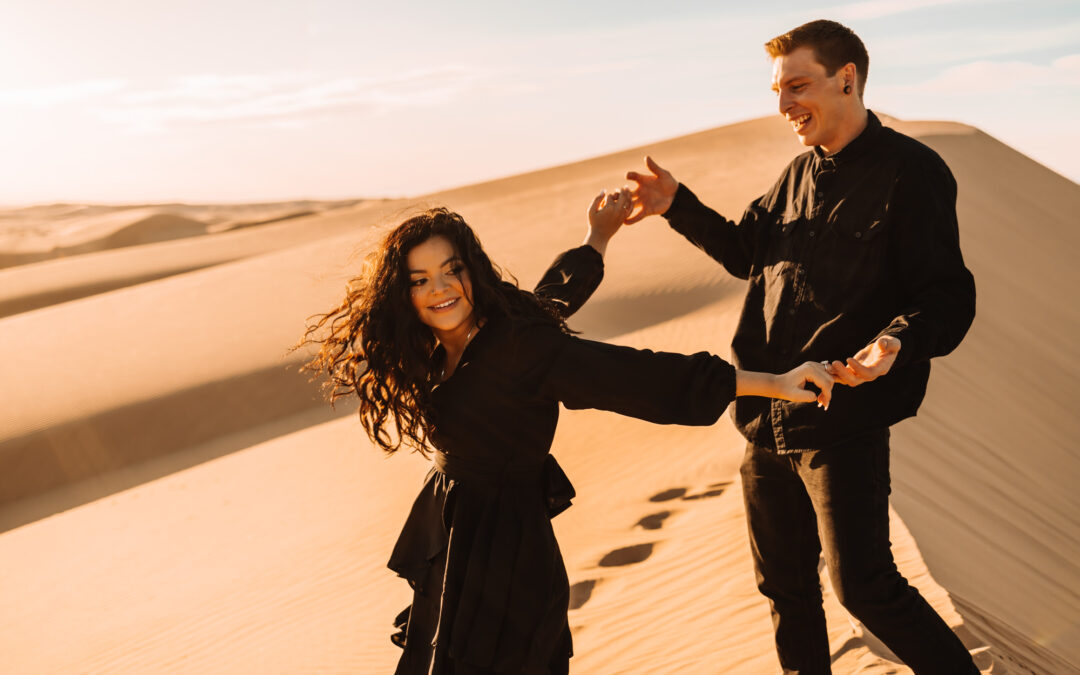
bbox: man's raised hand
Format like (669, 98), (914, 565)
(625, 156), (678, 224)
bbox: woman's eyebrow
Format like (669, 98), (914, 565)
(409, 256), (460, 274)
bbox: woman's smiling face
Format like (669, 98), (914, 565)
(407, 235), (475, 340)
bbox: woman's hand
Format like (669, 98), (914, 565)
(585, 188), (632, 256)
(776, 361), (834, 408)
(735, 362), (834, 409)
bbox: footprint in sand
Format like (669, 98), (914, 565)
(635, 510), (673, 530)
(572, 483), (729, 611)
(568, 543), (655, 612)
(568, 579), (597, 610)
(598, 543), (655, 567)
(648, 487), (688, 502)
(681, 481), (732, 501)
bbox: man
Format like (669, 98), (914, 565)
(624, 20), (978, 674)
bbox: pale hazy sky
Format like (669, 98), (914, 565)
(1, 0), (1077, 204)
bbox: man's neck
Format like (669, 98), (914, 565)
(822, 107), (869, 156)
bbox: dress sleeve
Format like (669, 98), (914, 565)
(532, 245), (604, 318)
(512, 322), (737, 426)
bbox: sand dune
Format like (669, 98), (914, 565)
(0, 114), (1077, 673)
(0, 199), (363, 269)
(0, 199), (411, 318)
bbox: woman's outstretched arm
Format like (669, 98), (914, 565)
(512, 322), (833, 427)
(532, 188), (630, 318)
(736, 363), (833, 409)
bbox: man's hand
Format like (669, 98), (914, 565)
(625, 156), (678, 224)
(827, 336), (902, 387)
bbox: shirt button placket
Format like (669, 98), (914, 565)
(771, 399), (788, 453)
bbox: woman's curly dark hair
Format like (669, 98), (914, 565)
(297, 208), (570, 455)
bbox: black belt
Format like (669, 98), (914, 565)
(433, 450), (576, 517)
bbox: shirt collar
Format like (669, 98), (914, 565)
(813, 110), (882, 169)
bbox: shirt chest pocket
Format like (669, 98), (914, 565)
(806, 200), (892, 308)
(823, 173), (895, 243)
(763, 212), (802, 269)
(829, 211), (887, 243)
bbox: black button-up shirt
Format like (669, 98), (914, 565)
(664, 111), (976, 453)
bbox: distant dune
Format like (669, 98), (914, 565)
(0, 114), (1076, 673)
(0, 199), (364, 269)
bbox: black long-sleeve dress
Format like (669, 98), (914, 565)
(388, 246), (737, 674)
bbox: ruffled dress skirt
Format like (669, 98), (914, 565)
(388, 452), (576, 675)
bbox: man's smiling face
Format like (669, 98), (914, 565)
(771, 46), (850, 153)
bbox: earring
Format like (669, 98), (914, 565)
(844, 84), (852, 94)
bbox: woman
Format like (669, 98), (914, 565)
(299, 190), (833, 674)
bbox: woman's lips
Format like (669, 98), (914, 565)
(429, 297), (460, 312)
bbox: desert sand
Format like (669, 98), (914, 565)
(0, 114), (1077, 674)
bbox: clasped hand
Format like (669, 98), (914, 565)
(825, 336), (902, 386)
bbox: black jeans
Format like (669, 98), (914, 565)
(740, 429), (978, 674)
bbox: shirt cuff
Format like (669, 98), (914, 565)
(874, 326), (917, 369)
(661, 183), (698, 220)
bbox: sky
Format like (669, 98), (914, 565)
(0, 0), (1077, 204)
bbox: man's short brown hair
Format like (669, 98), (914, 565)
(765, 20), (869, 97)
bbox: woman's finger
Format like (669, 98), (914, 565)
(808, 368), (834, 409)
(588, 191), (604, 214)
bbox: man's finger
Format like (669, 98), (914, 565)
(624, 207), (647, 225)
(846, 357), (876, 380)
(852, 344), (873, 362)
(626, 171), (646, 184)
(645, 155), (666, 177)
(878, 336), (900, 353)
(830, 360), (861, 386)
(588, 191), (604, 213)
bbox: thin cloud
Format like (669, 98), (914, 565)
(818, 0), (994, 21)
(871, 20), (1080, 68)
(877, 54), (1080, 95)
(116, 66), (488, 128)
(8, 67), (491, 132)
(0, 79), (128, 106)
